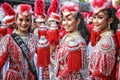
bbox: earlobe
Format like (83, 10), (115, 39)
(108, 18), (113, 24)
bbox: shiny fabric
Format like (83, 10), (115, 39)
(0, 33), (38, 80)
(88, 31), (117, 80)
(55, 32), (86, 80)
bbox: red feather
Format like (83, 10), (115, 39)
(47, 0), (59, 16)
(19, 4), (31, 13)
(92, 0), (107, 8)
(34, 0), (45, 17)
(1, 2), (15, 16)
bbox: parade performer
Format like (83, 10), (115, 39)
(37, 23), (50, 80)
(115, 6), (120, 80)
(34, 0), (46, 37)
(47, 0), (60, 46)
(54, 1), (89, 79)
(0, 4), (38, 80)
(46, 0), (61, 79)
(1, 2), (17, 80)
(88, 0), (119, 80)
(34, 0), (50, 80)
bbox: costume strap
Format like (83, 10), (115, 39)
(11, 33), (38, 80)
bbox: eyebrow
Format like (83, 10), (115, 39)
(65, 13), (73, 18)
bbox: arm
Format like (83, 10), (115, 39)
(0, 35), (9, 69)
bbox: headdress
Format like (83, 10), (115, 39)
(1, 2), (16, 25)
(47, 0), (60, 22)
(61, 1), (80, 16)
(34, 0), (46, 22)
(16, 4), (33, 16)
(47, 12), (61, 22)
(91, 0), (112, 14)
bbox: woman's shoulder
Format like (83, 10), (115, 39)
(75, 35), (87, 48)
(98, 34), (116, 52)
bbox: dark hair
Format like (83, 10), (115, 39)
(75, 12), (90, 44)
(104, 7), (119, 33)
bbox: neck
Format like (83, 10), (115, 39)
(16, 30), (28, 36)
(101, 28), (111, 34)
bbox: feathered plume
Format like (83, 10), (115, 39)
(17, 4), (32, 15)
(34, 0), (45, 17)
(47, 0), (59, 16)
(1, 2), (15, 16)
(92, 0), (107, 8)
(91, 0), (112, 14)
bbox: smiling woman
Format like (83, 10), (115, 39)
(0, 3), (39, 80)
(54, 1), (90, 80)
(88, 0), (119, 80)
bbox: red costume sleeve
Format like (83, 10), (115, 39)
(0, 35), (9, 69)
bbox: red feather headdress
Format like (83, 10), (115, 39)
(17, 4), (32, 16)
(34, 0), (46, 22)
(91, 0), (112, 14)
(61, 1), (80, 16)
(47, 0), (59, 16)
(1, 2), (16, 25)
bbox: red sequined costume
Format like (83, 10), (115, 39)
(0, 33), (38, 80)
(55, 32), (86, 80)
(88, 31), (117, 80)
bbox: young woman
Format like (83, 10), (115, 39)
(88, 0), (119, 80)
(0, 4), (38, 80)
(54, 1), (90, 80)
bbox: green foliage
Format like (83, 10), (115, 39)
(79, 0), (85, 2)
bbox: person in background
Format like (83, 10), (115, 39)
(88, 0), (119, 80)
(34, 0), (50, 80)
(33, 0), (47, 37)
(1, 2), (17, 80)
(112, 0), (120, 9)
(0, 3), (39, 80)
(46, 0), (61, 79)
(115, 6), (120, 80)
(54, 1), (90, 79)
(2, 2), (16, 34)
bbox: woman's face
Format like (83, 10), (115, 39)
(16, 13), (31, 33)
(92, 11), (109, 31)
(62, 13), (79, 33)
